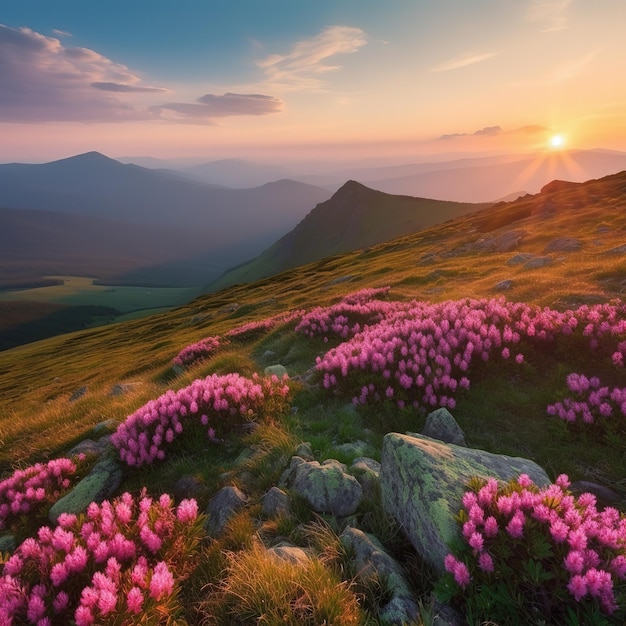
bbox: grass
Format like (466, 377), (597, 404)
(1, 173), (626, 624)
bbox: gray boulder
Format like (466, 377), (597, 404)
(350, 457), (381, 502)
(280, 457), (363, 517)
(543, 237), (582, 253)
(340, 527), (419, 625)
(268, 544), (311, 566)
(380, 432), (550, 573)
(523, 256), (552, 269)
(421, 408), (467, 447)
(494, 279), (514, 292)
(264, 364), (288, 378)
(507, 253), (534, 266)
(205, 486), (247, 537)
(48, 453), (124, 524)
(262, 486), (292, 518)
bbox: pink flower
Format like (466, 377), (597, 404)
(176, 499), (199, 523)
(550, 519), (569, 543)
(469, 531), (484, 552)
(452, 561), (471, 589)
(506, 512), (525, 539)
(149, 562), (175, 600)
(74, 605), (95, 626)
(564, 550), (585, 575)
(127, 587), (144, 614)
(478, 551), (494, 573)
(483, 516), (499, 538)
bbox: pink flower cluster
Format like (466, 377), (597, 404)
(547, 373), (626, 424)
(340, 286), (391, 305)
(0, 458), (78, 530)
(0, 491), (201, 625)
(226, 309), (305, 340)
(307, 295), (626, 413)
(112, 373), (290, 467)
(172, 335), (221, 367)
(445, 474), (626, 616)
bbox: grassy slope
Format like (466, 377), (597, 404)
(1, 171), (625, 623)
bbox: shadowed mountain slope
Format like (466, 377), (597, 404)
(210, 180), (491, 290)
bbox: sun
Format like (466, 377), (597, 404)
(549, 134), (565, 149)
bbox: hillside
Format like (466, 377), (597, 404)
(211, 180), (492, 290)
(0, 170), (625, 625)
(0, 152), (331, 285)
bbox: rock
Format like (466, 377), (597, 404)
(523, 256), (552, 269)
(495, 229), (527, 252)
(431, 594), (467, 626)
(570, 481), (622, 509)
(48, 453), (124, 524)
(66, 437), (111, 458)
(219, 302), (239, 314)
(264, 364), (288, 378)
(172, 364), (185, 377)
(350, 458), (381, 502)
(421, 408), (467, 447)
(295, 442), (315, 461)
(380, 432), (550, 573)
(507, 253), (534, 266)
(109, 382), (142, 396)
(91, 419), (119, 435)
(326, 275), (355, 287)
(262, 486), (292, 518)
(0, 534), (17, 553)
(340, 527), (419, 626)
(69, 386), (88, 402)
(260, 350), (276, 361)
(173, 475), (208, 503)
(606, 243), (626, 256)
(333, 440), (369, 458)
(494, 279), (514, 291)
(280, 457), (363, 517)
(268, 544), (310, 566)
(205, 486), (247, 537)
(543, 237), (582, 253)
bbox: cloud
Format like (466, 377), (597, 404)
(438, 125), (502, 140)
(91, 82), (168, 93)
(0, 24), (283, 126)
(0, 23), (167, 122)
(430, 51), (498, 72)
(527, 0), (571, 32)
(152, 92), (283, 122)
(52, 29), (72, 37)
(256, 25), (367, 90)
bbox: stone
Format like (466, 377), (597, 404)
(606, 243), (626, 256)
(280, 457), (363, 517)
(109, 382), (142, 396)
(570, 481), (622, 509)
(219, 302), (239, 314)
(173, 475), (208, 503)
(205, 486), (247, 537)
(69, 386), (88, 402)
(495, 229), (527, 252)
(523, 256), (552, 269)
(91, 419), (119, 435)
(494, 279), (514, 291)
(421, 408), (467, 447)
(0, 534), (17, 553)
(268, 544), (310, 566)
(543, 237), (583, 253)
(340, 527), (419, 626)
(48, 453), (124, 524)
(262, 486), (292, 518)
(506, 253), (534, 266)
(326, 275), (355, 287)
(333, 440), (369, 458)
(66, 437), (110, 458)
(264, 364), (288, 378)
(380, 432), (550, 573)
(350, 458), (381, 502)
(294, 442), (315, 461)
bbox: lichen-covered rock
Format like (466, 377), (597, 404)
(294, 442), (315, 461)
(48, 453), (124, 524)
(281, 457), (363, 516)
(340, 527), (419, 625)
(205, 486), (247, 537)
(264, 364), (288, 378)
(421, 408), (467, 447)
(380, 432), (550, 573)
(268, 544), (310, 565)
(350, 457), (381, 503)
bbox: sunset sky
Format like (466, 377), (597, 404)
(2, 1), (626, 164)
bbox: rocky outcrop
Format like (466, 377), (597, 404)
(48, 453), (124, 523)
(380, 432), (550, 573)
(421, 407), (467, 447)
(280, 457), (363, 517)
(205, 486), (247, 537)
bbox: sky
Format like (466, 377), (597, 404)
(2, 0), (626, 164)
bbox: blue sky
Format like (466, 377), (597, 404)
(2, 1), (626, 162)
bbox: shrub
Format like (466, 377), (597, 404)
(172, 335), (221, 367)
(0, 491), (204, 625)
(112, 373), (290, 467)
(438, 474), (626, 625)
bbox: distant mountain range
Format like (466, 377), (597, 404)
(210, 181), (491, 290)
(0, 152), (331, 286)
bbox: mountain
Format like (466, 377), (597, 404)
(0, 152), (331, 285)
(182, 159), (294, 188)
(210, 180), (491, 290)
(363, 149), (626, 202)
